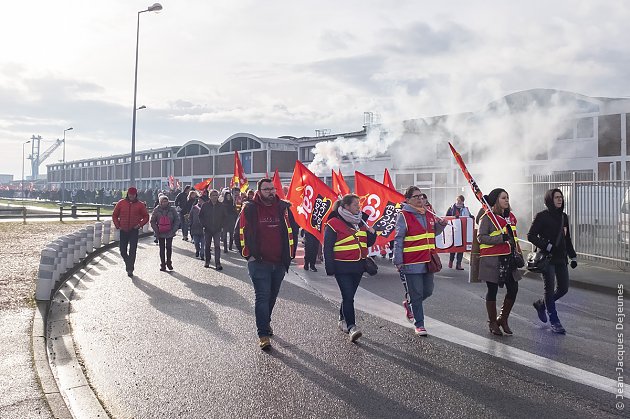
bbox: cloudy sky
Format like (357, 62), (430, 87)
(1, 0), (629, 180)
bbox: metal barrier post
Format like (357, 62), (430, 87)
(22, 207), (26, 224)
(35, 247), (57, 301)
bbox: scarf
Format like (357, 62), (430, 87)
(338, 206), (362, 229)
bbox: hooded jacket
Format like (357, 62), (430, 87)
(527, 189), (577, 264)
(150, 202), (180, 239)
(199, 200), (226, 234)
(234, 192), (298, 271)
(112, 197), (149, 232)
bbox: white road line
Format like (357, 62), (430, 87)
(285, 269), (616, 395)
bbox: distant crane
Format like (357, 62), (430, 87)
(27, 135), (62, 180)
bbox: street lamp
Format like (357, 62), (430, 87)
(130, 3), (162, 187)
(22, 140), (31, 201)
(62, 127), (73, 203)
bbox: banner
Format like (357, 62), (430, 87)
(272, 169), (285, 199)
(168, 175), (175, 190)
(383, 168), (395, 190)
(194, 177), (213, 191)
(287, 161), (337, 242)
(230, 151), (249, 193)
(354, 171), (404, 246)
(434, 216), (473, 253)
(331, 169), (351, 197)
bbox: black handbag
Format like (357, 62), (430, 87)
(364, 256), (378, 276)
(526, 215), (563, 273)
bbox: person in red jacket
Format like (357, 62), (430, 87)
(112, 187), (149, 277)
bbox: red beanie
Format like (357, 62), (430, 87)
(127, 187), (138, 195)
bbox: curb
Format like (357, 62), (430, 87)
(32, 232), (152, 419)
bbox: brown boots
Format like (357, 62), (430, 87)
(497, 297), (515, 335)
(486, 300), (502, 335)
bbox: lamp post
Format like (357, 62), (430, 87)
(61, 127), (73, 203)
(130, 3), (162, 187)
(22, 140), (31, 201)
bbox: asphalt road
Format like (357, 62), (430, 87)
(66, 238), (624, 418)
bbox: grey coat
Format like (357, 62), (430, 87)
(477, 213), (522, 284)
(150, 204), (180, 239)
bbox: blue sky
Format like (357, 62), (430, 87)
(1, 0), (629, 179)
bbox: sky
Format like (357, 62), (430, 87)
(1, 0), (629, 180)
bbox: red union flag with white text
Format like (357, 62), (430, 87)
(286, 161), (337, 242)
(354, 171), (404, 246)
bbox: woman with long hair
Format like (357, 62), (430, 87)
(477, 188), (523, 336)
(324, 194), (376, 342)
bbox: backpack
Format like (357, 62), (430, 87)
(158, 214), (172, 233)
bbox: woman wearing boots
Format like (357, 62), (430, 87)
(477, 188), (522, 336)
(527, 188), (577, 334)
(324, 194), (376, 342)
(150, 195), (180, 271)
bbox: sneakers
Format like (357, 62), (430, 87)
(415, 326), (428, 336)
(550, 321), (566, 334)
(311, 266), (318, 272)
(338, 319), (348, 333)
(304, 264), (309, 271)
(348, 326), (362, 342)
(533, 300), (547, 323)
(166, 262), (173, 271)
(204, 263), (210, 268)
(258, 336), (271, 350)
(456, 265), (464, 270)
(402, 300), (414, 323)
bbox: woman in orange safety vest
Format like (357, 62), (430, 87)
(324, 194), (376, 343)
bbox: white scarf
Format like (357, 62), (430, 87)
(338, 206), (362, 229)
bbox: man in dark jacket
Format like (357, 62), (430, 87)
(199, 189), (225, 269)
(234, 178), (298, 350)
(527, 188), (577, 334)
(112, 187), (149, 277)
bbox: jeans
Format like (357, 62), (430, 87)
(449, 252), (463, 265)
(335, 273), (363, 328)
(405, 273), (434, 328)
(204, 230), (221, 265)
(248, 260), (286, 337)
(541, 262), (570, 322)
(119, 229), (139, 272)
(192, 234), (205, 257)
(158, 237), (173, 265)
(179, 212), (189, 238)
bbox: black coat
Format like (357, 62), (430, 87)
(199, 201), (225, 234)
(527, 210), (577, 264)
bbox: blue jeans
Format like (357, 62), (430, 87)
(405, 273), (434, 328)
(335, 273), (363, 328)
(192, 234), (205, 256)
(248, 260), (286, 337)
(179, 212), (189, 238)
(542, 262), (570, 323)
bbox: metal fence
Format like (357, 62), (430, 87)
(425, 176), (630, 269)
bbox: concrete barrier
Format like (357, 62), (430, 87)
(63, 235), (74, 270)
(94, 222), (103, 248)
(113, 227), (120, 242)
(86, 226), (94, 254)
(35, 247), (57, 301)
(103, 220), (111, 245)
(78, 229), (87, 258)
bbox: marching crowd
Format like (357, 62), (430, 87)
(112, 180), (578, 350)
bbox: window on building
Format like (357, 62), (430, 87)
(598, 114), (621, 157)
(242, 153), (252, 174)
(576, 117), (594, 138)
(300, 146), (315, 162)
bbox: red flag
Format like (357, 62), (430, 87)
(272, 169), (285, 199)
(383, 168), (395, 190)
(448, 142), (500, 229)
(331, 170), (351, 197)
(168, 175), (175, 190)
(354, 171), (404, 245)
(286, 161), (337, 242)
(230, 151), (249, 193)
(194, 177), (213, 191)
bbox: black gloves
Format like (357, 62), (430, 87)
(570, 260), (577, 269)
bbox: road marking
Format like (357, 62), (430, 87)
(285, 268), (616, 395)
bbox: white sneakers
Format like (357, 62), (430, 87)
(348, 326), (362, 342)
